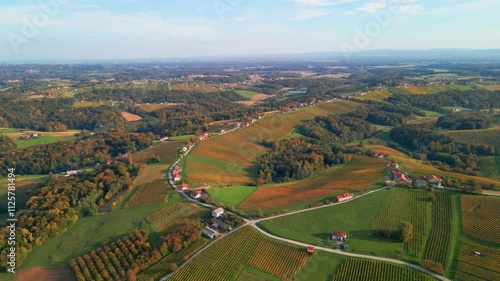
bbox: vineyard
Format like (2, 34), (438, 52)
(331, 259), (436, 281)
(125, 180), (170, 208)
(424, 192), (454, 267)
(137, 239), (208, 281)
(169, 226), (310, 281)
(248, 240), (309, 278)
(447, 129), (500, 150)
(461, 195), (500, 244)
(371, 188), (430, 257)
(69, 230), (150, 281)
(132, 141), (183, 164)
(455, 240), (500, 281)
(133, 164), (169, 185)
(147, 203), (207, 231)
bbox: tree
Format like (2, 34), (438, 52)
(399, 221), (413, 242)
(472, 182), (482, 194)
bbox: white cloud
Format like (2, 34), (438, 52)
(0, 5), (42, 24)
(291, 0), (359, 7)
(357, 1), (387, 13)
(291, 9), (332, 20)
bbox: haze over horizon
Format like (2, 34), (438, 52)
(1, 0), (499, 61)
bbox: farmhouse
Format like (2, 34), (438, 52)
(201, 227), (218, 239)
(211, 219), (228, 230)
(336, 193), (353, 202)
(332, 230), (348, 241)
(179, 183), (189, 191)
(190, 189), (202, 199)
(306, 246), (315, 254)
(423, 175), (443, 188)
(212, 207), (224, 218)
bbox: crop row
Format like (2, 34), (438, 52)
(424, 192), (453, 266)
(371, 189), (430, 257)
(147, 203), (196, 230)
(461, 195), (500, 244)
(248, 239), (309, 278)
(125, 180), (170, 208)
(455, 240), (500, 281)
(332, 259), (435, 281)
(133, 164), (169, 185)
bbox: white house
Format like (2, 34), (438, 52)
(332, 230), (348, 242)
(212, 207), (224, 218)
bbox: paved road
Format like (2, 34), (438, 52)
(162, 128), (450, 281)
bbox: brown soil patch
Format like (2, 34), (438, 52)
(15, 266), (76, 281)
(251, 94), (274, 101)
(121, 111), (142, 121)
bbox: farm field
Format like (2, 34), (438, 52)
(135, 103), (184, 112)
(137, 239), (209, 281)
(0, 128), (80, 149)
(207, 186), (258, 207)
(461, 195), (500, 244)
(121, 111), (142, 121)
(125, 180), (171, 208)
(446, 128), (500, 150)
(477, 156), (500, 179)
(147, 203), (208, 232)
(259, 189), (405, 259)
(352, 90), (391, 101)
(132, 141), (182, 164)
(169, 226), (311, 281)
(184, 100), (362, 186)
(455, 239), (500, 281)
(331, 259), (436, 281)
(235, 90), (265, 100)
(238, 156), (387, 214)
(72, 101), (105, 108)
(13, 266), (76, 281)
(295, 251), (344, 281)
(133, 164), (169, 185)
(424, 192), (455, 268)
(371, 188), (430, 258)
(21, 206), (162, 268)
(388, 84), (470, 95)
(364, 144), (409, 158)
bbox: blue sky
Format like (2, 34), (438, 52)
(1, 0), (499, 60)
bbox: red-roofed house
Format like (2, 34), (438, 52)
(179, 183), (189, 191)
(336, 193), (353, 202)
(203, 132), (209, 137)
(332, 230), (348, 241)
(423, 175), (443, 188)
(306, 246), (315, 253)
(190, 189), (202, 199)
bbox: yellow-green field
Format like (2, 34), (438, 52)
(184, 100), (362, 186)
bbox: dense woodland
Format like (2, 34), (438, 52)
(391, 123), (497, 175)
(256, 115), (375, 183)
(347, 102), (424, 126)
(0, 130), (154, 175)
(436, 111), (498, 130)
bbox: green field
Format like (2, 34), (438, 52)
(477, 156), (500, 179)
(422, 110), (443, 117)
(20, 205), (163, 268)
(13, 134), (76, 149)
(207, 186), (258, 207)
(446, 129), (500, 150)
(295, 251), (345, 280)
(235, 90), (262, 99)
(168, 135), (195, 141)
(259, 189), (406, 259)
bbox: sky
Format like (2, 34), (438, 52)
(0, 0), (499, 61)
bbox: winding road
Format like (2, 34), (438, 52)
(163, 141), (451, 281)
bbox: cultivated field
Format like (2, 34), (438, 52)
(388, 84), (471, 95)
(331, 259), (435, 281)
(133, 164), (169, 185)
(477, 156), (500, 179)
(207, 186), (258, 208)
(147, 203), (207, 231)
(184, 100), (362, 186)
(14, 266), (76, 281)
(461, 195), (500, 244)
(455, 240), (500, 281)
(238, 156), (387, 213)
(446, 129), (500, 150)
(169, 226), (310, 281)
(372, 188), (430, 257)
(259, 190), (404, 258)
(125, 180), (171, 208)
(352, 90), (391, 101)
(0, 128), (79, 149)
(132, 141), (182, 164)
(72, 101), (104, 108)
(121, 111), (142, 121)
(424, 192), (455, 267)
